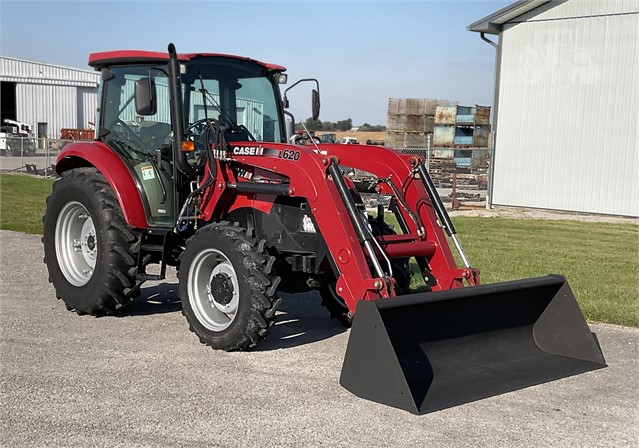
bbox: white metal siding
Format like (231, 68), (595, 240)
(16, 84), (79, 138)
(77, 87), (98, 129)
(1, 56), (100, 137)
(515, 0), (639, 22)
(0, 56), (99, 87)
(493, 8), (639, 216)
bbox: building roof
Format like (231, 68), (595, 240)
(0, 55), (100, 87)
(467, 0), (557, 34)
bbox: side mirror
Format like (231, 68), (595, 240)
(312, 89), (320, 121)
(282, 78), (321, 121)
(135, 78), (157, 116)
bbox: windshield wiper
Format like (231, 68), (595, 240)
(197, 73), (255, 140)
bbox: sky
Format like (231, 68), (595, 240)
(0, 0), (511, 125)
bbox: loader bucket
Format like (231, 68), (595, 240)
(340, 275), (606, 414)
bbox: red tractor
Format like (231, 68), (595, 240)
(43, 44), (605, 414)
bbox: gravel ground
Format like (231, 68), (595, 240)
(1, 230), (637, 447)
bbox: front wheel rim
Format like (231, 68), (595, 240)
(55, 201), (97, 287)
(188, 248), (240, 332)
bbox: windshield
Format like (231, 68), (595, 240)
(182, 57), (284, 143)
(100, 65), (172, 161)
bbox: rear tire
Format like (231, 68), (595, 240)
(179, 222), (281, 351)
(42, 167), (139, 315)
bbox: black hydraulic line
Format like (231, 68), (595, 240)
(417, 163), (457, 237)
(167, 43), (196, 177)
(389, 198), (409, 234)
(380, 177), (425, 236)
(328, 160), (389, 280)
(227, 182), (290, 196)
(327, 161), (369, 243)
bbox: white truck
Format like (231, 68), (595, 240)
(340, 136), (359, 144)
(0, 119), (36, 156)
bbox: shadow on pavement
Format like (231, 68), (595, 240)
(120, 283), (182, 316)
(119, 284), (347, 349)
(254, 292), (347, 351)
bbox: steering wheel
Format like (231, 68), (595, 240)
(186, 118), (221, 137)
(114, 119), (145, 147)
(185, 118), (223, 151)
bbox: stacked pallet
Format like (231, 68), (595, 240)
(427, 158), (488, 190)
(452, 173), (489, 190)
(433, 105), (491, 148)
(427, 158), (457, 188)
(385, 98), (457, 148)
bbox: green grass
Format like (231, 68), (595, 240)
(0, 174), (53, 234)
(1, 173), (637, 326)
(451, 217), (638, 327)
(391, 212), (638, 327)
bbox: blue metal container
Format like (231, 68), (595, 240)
(454, 136), (474, 145)
(455, 115), (475, 124)
(433, 125), (455, 146)
(454, 127), (474, 145)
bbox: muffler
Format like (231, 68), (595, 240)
(340, 275), (606, 414)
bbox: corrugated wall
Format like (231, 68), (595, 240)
(493, 5), (639, 216)
(17, 84), (77, 138)
(1, 56), (99, 137)
(514, 0), (639, 21)
(77, 87), (98, 129)
(0, 56), (99, 87)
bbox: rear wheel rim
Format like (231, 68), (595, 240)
(188, 248), (240, 332)
(55, 201), (97, 287)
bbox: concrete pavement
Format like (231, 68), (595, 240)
(1, 230), (637, 447)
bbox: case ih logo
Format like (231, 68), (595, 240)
(232, 146), (264, 156)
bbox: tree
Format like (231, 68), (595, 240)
(297, 118), (384, 132)
(360, 123), (386, 131)
(335, 118), (353, 131)
(304, 118), (322, 131)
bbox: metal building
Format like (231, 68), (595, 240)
(469, 0), (639, 217)
(0, 56), (99, 139)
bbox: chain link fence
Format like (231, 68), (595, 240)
(0, 138), (85, 178)
(342, 147), (489, 210)
(1, 140), (489, 209)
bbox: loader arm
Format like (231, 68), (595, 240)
(197, 142), (473, 311)
(198, 142), (387, 308)
(317, 143), (471, 290)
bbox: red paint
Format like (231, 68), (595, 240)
(57, 137), (475, 310)
(227, 194), (275, 216)
(338, 249), (351, 264)
(89, 50), (286, 72)
(55, 141), (148, 229)
(195, 141), (472, 311)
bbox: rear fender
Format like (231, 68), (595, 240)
(55, 141), (149, 228)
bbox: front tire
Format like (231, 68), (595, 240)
(42, 167), (139, 315)
(179, 223), (281, 351)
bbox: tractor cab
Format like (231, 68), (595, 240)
(88, 49), (289, 227)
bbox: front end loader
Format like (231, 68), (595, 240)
(43, 43), (605, 414)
